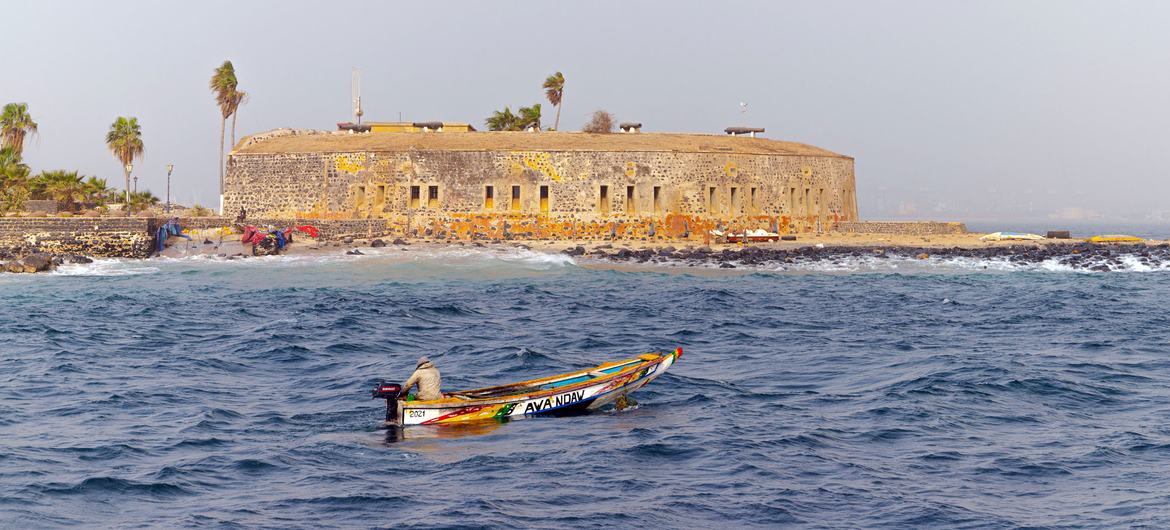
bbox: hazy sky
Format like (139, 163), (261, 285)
(3, 1), (1168, 221)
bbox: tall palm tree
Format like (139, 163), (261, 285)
(542, 72), (565, 132)
(1, 103), (38, 156)
(229, 88), (247, 148)
(209, 60), (238, 210)
(105, 116), (144, 216)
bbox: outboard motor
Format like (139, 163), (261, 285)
(372, 382), (403, 423)
(372, 382), (402, 400)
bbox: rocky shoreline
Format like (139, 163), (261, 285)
(0, 248), (93, 273)
(563, 241), (1170, 272)
(6, 235), (1170, 274)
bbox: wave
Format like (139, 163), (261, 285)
(34, 476), (191, 497)
(594, 252), (1170, 274)
(51, 258), (160, 277)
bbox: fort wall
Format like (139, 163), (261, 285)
(224, 131), (857, 240)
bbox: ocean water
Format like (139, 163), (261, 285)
(3, 247), (1170, 528)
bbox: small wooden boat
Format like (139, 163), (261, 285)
(979, 231), (1046, 241)
(1088, 235), (1143, 243)
(709, 229), (781, 243)
(373, 348), (682, 426)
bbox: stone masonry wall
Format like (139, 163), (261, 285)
(834, 221), (968, 235)
(0, 218), (160, 258)
(225, 148), (857, 239)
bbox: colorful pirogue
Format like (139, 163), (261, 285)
(373, 348), (682, 426)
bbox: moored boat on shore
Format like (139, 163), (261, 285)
(373, 348), (682, 426)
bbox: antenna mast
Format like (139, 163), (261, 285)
(352, 68), (363, 124)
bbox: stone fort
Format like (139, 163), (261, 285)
(224, 126), (858, 240)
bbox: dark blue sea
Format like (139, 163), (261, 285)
(3, 245), (1170, 528)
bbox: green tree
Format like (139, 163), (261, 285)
(485, 107), (519, 131)
(0, 146), (31, 212)
(542, 72), (565, 132)
(128, 190), (160, 213)
(210, 60), (238, 206)
(1, 103), (38, 156)
(83, 176), (114, 205)
(105, 116), (145, 216)
(486, 104), (543, 131)
(36, 170), (86, 206)
(518, 104), (542, 131)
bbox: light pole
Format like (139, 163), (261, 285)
(124, 163), (133, 217)
(133, 175), (138, 194)
(166, 163), (174, 214)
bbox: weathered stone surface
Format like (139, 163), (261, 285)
(836, 221), (967, 235)
(0, 218), (156, 259)
(222, 131), (860, 239)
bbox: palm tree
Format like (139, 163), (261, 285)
(542, 72), (565, 132)
(105, 116), (144, 216)
(83, 176), (113, 205)
(38, 170), (86, 207)
(209, 60), (238, 209)
(1, 103), (38, 156)
(0, 147), (31, 212)
(229, 88), (247, 148)
(485, 107), (519, 131)
(128, 190), (160, 213)
(518, 104), (542, 131)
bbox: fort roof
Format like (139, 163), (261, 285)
(235, 130), (849, 158)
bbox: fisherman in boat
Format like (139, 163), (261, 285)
(402, 356), (442, 401)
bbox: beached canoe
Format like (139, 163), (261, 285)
(979, 232), (1046, 241)
(1088, 235), (1143, 243)
(373, 348), (682, 426)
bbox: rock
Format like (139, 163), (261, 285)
(346, 249), (365, 255)
(915, 252), (930, 260)
(203, 239), (214, 245)
(5, 261), (23, 273)
(596, 243), (613, 249)
(370, 239), (387, 247)
(342, 237), (354, 244)
(392, 238), (408, 246)
(21, 254), (54, 272)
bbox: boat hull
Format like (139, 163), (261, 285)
(393, 349), (680, 426)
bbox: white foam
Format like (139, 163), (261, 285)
(598, 252), (1170, 274)
(51, 258), (160, 277)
